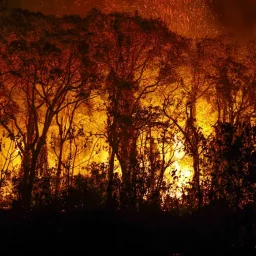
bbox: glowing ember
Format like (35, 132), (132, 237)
(102, 0), (220, 38)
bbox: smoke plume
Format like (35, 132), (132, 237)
(209, 0), (256, 40)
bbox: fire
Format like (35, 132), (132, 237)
(0, 6), (255, 211)
(163, 135), (193, 198)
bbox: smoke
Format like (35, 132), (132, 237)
(20, 0), (72, 15)
(15, 0), (256, 40)
(34, 0), (104, 16)
(8, 0), (22, 8)
(209, 0), (256, 40)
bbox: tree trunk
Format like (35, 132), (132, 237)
(192, 150), (202, 208)
(106, 147), (115, 207)
(188, 100), (202, 207)
(55, 140), (64, 197)
(21, 155), (37, 210)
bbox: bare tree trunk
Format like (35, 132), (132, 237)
(55, 140), (64, 197)
(192, 149), (202, 207)
(21, 155), (37, 210)
(107, 147), (115, 207)
(188, 100), (202, 207)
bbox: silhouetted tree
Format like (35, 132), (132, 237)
(0, 36), (92, 209)
(207, 122), (256, 209)
(86, 10), (181, 209)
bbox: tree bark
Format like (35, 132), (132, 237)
(106, 147), (115, 207)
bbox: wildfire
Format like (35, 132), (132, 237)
(0, 5), (255, 211)
(100, 0), (220, 38)
(165, 135), (193, 198)
(33, 0), (221, 38)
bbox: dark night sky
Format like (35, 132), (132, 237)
(9, 0), (256, 39)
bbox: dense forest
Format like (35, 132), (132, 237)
(0, 8), (256, 254)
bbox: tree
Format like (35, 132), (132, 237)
(51, 102), (92, 196)
(162, 38), (217, 207)
(207, 122), (256, 209)
(214, 54), (256, 125)
(0, 35), (92, 209)
(86, 10), (181, 208)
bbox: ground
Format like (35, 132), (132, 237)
(0, 207), (255, 255)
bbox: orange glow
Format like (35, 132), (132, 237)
(0, 7), (255, 211)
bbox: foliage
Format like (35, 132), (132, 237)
(0, 8), (255, 217)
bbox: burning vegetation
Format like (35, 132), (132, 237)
(0, 6), (255, 219)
